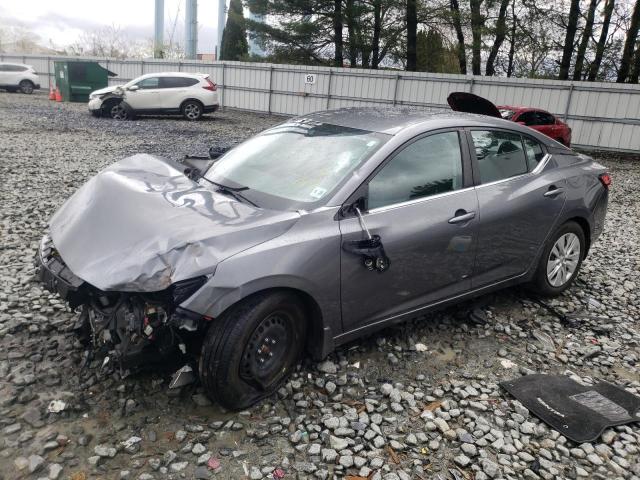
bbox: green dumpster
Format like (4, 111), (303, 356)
(53, 61), (117, 102)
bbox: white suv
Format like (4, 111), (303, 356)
(0, 63), (41, 94)
(88, 72), (219, 121)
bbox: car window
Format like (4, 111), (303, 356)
(535, 112), (555, 125)
(517, 111), (537, 126)
(161, 77), (199, 88)
(471, 130), (528, 184)
(135, 77), (160, 89)
(367, 132), (463, 210)
(523, 137), (545, 170)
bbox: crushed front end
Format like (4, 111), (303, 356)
(36, 234), (207, 372)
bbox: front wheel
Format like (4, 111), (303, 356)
(19, 80), (34, 94)
(530, 221), (585, 296)
(199, 292), (307, 410)
(109, 102), (129, 120)
(182, 100), (203, 121)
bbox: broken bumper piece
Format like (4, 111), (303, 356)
(35, 234), (209, 368)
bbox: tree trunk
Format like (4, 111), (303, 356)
(559, 0), (581, 80)
(588, 0), (615, 81)
(406, 0), (418, 71)
(485, 0), (510, 76)
(450, 0), (467, 74)
(617, 0), (640, 82)
(507, 1), (516, 77)
(470, 0), (483, 75)
(371, 0), (381, 68)
(573, 0), (599, 80)
(334, 0), (343, 67)
(630, 46), (640, 83)
(346, 0), (357, 67)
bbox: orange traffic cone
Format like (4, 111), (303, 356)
(48, 85), (55, 100)
(54, 88), (62, 102)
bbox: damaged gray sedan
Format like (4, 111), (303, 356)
(37, 108), (610, 410)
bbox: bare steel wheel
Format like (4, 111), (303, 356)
(182, 101), (203, 121)
(199, 292), (307, 410)
(531, 221), (585, 296)
(546, 232), (580, 287)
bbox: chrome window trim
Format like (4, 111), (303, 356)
(367, 186), (475, 215)
(474, 153), (552, 190)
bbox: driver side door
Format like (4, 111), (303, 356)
(339, 130), (479, 332)
(125, 76), (162, 111)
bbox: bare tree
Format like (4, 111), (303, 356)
(588, 0), (616, 80)
(406, 0), (418, 71)
(486, 0), (511, 76)
(617, 0), (640, 82)
(469, 0), (483, 75)
(449, 0), (467, 74)
(573, 0), (600, 80)
(559, 0), (581, 79)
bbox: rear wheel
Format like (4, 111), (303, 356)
(199, 292), (307, 410)
(531, 221), (585, 296)
(182, 100), (203, 121)
(19, 80), (34, 94)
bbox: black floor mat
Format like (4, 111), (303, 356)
(500, 374), (640, 443)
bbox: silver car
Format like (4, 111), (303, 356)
(36, 108), (610, 410)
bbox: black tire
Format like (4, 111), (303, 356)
(530, 221), (585, 297)
(19, 80), (34, 94)
(199, 291), (307, 410)
(181, 100), (203, 121)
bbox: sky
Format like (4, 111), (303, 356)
(0, 0), (223, 53)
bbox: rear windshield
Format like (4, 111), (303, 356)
(205, 120), (389, 210)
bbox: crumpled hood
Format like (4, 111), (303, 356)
(49, 154), (300, 292)
(91, 85), (119, 96)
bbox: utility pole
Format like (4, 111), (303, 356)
(185, 0), (198, 59)
(154, 0), (164, 58)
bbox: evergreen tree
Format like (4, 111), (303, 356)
(221, 0), (249, 61)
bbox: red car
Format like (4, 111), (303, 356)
(497, 106), (571, 147)
(447, 92), (572, 147)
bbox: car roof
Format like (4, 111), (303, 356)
(137, 72), (207, 79)
(297, 107), (545, 136)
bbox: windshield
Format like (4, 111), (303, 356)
(204, 120), (389, 210)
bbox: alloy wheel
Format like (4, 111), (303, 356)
(110, 103), (128, 120)
(20, 82), (33, 94)
(546, 232), (581, 287)
(184, 103), (201, 120)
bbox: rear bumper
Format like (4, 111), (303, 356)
(204, 104), (219, 114)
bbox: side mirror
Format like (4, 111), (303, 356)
(341, 198), (390, 272)
(208, 145), (229, 159)
(127, 85), (139, 91)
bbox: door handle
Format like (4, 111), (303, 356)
(544, 186), (564, 198)
(448, 210), (476, 224)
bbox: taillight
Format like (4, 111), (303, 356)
(599, 173), (612, 189)
(203, 78), (217, 91)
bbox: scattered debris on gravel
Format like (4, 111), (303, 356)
(1, 92), (639, 479)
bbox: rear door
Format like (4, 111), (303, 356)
(468, 129), (566, 287)
(125, 76), (162, 110)
(159, 76), (199, 109)
(340, 130), (479, 331)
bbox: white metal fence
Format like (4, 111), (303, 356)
(3, 53), (639, 152)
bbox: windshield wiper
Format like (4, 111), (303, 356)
(199, 177), (259, 208)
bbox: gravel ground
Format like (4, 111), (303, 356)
(1, 92), (639, 480)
